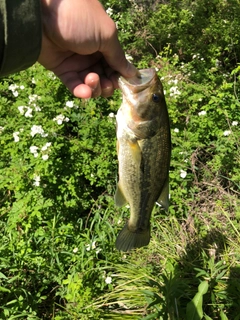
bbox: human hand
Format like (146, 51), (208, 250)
(38, 0), (137, 99)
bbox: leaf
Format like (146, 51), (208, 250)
(220, 311), (228, 320)
(204, 315), (213, 320)
(0, 286), (10, 293)
(0, 272), (8, 279)
(186, 281), (209, 320)
(141, 312), (159, 320)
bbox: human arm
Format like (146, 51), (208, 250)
(0, 0), (41, 76)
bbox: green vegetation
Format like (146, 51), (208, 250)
(0, 0), (240, 319)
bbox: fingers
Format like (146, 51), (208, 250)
(58, 71), (115, 99)
(99, 19), (138, 79)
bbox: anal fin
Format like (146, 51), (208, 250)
(156, 178), (170, 211)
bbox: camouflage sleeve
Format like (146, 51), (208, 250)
(0, 0), (42, 76)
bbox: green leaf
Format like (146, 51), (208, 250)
(220, 311), (228, 320)
(0, 285), (10, 293)
(186, 281), (209, 320)
(0, 271), (8, 279)
(204, 315), (213, 320)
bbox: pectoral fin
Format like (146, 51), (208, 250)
(156, 178), (170, 211)
(114, 183), (127, 207)
(128, 140), (142, 166)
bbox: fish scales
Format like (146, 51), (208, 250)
(115, 68), (171, 252)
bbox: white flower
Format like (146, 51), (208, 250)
(168, 79), (178, 85)
(73, 247), (78, 253)
(42, 154), (49, 161)
(33, 174), (41, 187)
(13, 132), (20, 142)
(9, 84), (19, 96)
(169, 86), (181, 97)
(35, 106), (41, 112)
(232, 121), (238, 126)
(53, 114), (69, 124)
(66, 101), (74, 108)
(180, 169), (187, 179)
(106, 7), (113, 16)
(198, 110), (207, 116)
(48, 72), (56, 80)
(30, 125), (47, 137)
(29, 94), (40, 103)
(223, 130), (231, 136)
(32, 103), (41, 112)
(53, 114), (65, 125)
(85, 240), (101, 253)
(125, 53), (133, 62)
(30, 145), (39, 157)
(174, 128), (179, 133)
(41, 142), (51, 151)
(105, 276), (112, 284)
(108, 112), (115, 118)
(9, 84), (18, 91)
(92, 241), (96, 250)
(20, 85), (25, 90)
(32, 78), (36, 84)
(0, 126), (4, 133)
(25, 107), (33, 118)
(18, 106), (26, 115)
(30, 146), (39, 154)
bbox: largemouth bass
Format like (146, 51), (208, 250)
(115, 68), (171, 252)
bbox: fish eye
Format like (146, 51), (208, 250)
(152, 93), (160, 103)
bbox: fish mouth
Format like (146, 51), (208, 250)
(118, 68), (157, 93)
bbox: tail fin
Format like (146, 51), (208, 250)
(115, 223), (150, 252)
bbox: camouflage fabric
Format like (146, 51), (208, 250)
(0, 0), (42, 76)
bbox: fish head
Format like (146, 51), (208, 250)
(118, 68), (166, 127)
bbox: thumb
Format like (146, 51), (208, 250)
(100, 22), (137, 78)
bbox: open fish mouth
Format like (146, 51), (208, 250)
(118, 68), (157, 93)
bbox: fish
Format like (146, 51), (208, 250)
(115, 68), (171, 252)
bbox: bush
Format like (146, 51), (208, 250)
(0, 0), (240, 318)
